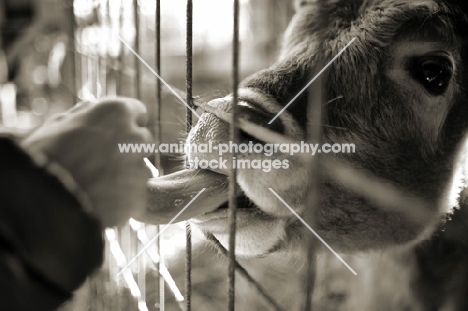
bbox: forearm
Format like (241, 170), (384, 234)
(0, 135), (104, 309)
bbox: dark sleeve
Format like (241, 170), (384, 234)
(0, 135), (104, 311)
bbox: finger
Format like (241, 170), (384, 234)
(130, 100), (148, 127)
(103, 97), (149, 127)
(136, 127), (154, 144)
(112, 96), (148, 126)
(127, 128), (154, 157)
(44, 112), (67, 124)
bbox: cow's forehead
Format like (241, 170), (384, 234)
(295, 0), (468, 14)
(291, 0), (467, 40)
(281, 0), (466, 63)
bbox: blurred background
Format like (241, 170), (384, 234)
(0, 0), (293, 140)
(0, 0), (301, 310)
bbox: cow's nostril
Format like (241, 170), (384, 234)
(237, 100), (285, 135)
(239, 129), (264, 144)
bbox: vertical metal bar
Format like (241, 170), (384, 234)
(133, 0), (141, 99)
(303, 74), (323, 310)
(303, 0), (329, 305)
(101, 3), (113, 306)
(65, 0), (78, 104)
(228, 1), (240, 310)
(185, 223), (192, 311)
(115, 3), (123, 311)
(185, 1), (193, 311)
(131, 1), (146, 309)
(158, 228), (165, 311)
(116, 2), (124, 311)
(155, 0), (162, 170)
(155, 2), (164, 309)
(186, 0), (193, 132)
(154, 0), (165, 311)
(138, 228), (147, 309)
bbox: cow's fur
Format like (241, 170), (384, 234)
(187, 0), (468, 309)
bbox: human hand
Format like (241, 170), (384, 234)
(21, 97), (153, 227)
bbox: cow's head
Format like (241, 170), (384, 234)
(148, 0), (468, 260)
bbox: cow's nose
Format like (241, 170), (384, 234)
(235, 101), (284, 142)
(197, 97), (285, 138)
(240, 100), (286, 134)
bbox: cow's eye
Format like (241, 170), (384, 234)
(411, 56), (453, 96)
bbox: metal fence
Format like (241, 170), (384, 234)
(58, 0), (436, 310)
(62, 1), (292, 310)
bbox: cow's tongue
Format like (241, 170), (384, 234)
(139, 169), (229, 225)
